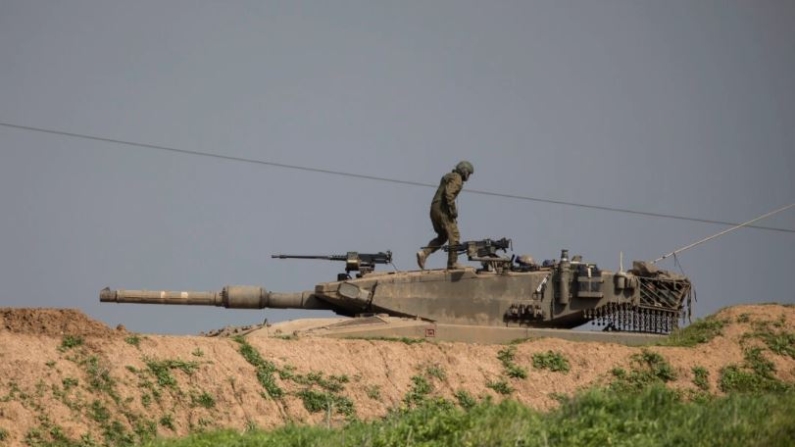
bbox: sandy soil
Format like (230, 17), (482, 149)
(0, 304), (793, 446)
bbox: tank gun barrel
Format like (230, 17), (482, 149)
(99, 286), (332, 310)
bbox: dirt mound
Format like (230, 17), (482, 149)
(0, 308), (122, 337)
(0, 303), (792, 446)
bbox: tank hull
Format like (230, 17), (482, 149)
(100, 250), (692, 339)
(251, 315), (664, 346)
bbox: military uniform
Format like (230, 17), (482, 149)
(417, 161), (473, 270)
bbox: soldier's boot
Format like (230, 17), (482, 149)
(447, 251), (466, 270)
(416, 250), (428, 270)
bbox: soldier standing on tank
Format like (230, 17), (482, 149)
(416, 161), (474, 270)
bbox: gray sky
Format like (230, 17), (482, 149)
(1, 1), (793, 334)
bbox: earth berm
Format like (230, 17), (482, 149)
(0, 305), (793, 446)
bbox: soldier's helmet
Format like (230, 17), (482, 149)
(455, 160), (474, 180)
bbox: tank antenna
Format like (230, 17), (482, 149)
(651, 203), (794, 264)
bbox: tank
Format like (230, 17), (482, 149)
(99, 238), (692, 345)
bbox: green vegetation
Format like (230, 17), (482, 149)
(497, 345), (528, 379)
(233, 337), (283, 398)
(403, 375), (433, 406)
(486, 379), (513, 395)
(611, 349), (677, 392)
(190, 391), (216, 409)
(125, 335), (142, 347)
(531, 350), (570, 373)
(761, 331), (795, 358)
(718, 347), (791, 394)
(234, 337), (359, 417)
(144, 358), (198, 388)
(692, 366), (710, 391)
(191, 348), (204, 357)
(82, 355), (117, 399)
(159, 415), (175, 431)
(745, 323), (795, 359)
(425, 364), (447, 381)
(659, 316), (727, 347)
(0, 428), (7, 442)
(291, 371), (349, 393)
(454, 389), (477, 410)
(364, 385), (381, 401)
(296, 389), (354, 416)
(59, 335), (84, 351)
(138, 385), (795, 447)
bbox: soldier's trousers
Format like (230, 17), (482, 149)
(422, 206), (460, 267)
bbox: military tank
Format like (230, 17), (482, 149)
(100, 237), (691, 345)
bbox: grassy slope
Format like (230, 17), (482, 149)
(141, 311), (795, 447)
(144, 387), (795, 447)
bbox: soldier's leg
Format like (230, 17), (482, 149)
(446, 219), (464, 269)
(417, 208), (449, 269)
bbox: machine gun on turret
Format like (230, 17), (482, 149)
(441, 237), (512, 260)
(271, 251), (392, 279)
(438, 237), (513, 272)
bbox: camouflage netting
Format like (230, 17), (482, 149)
(631, 260), (687, 280)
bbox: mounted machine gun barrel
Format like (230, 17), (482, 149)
(271, 250), (392, 278)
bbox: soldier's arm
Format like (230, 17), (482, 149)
(445, 174), (463, 218)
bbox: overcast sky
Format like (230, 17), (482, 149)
(1, 1), (793, 335)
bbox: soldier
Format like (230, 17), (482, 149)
(416, 161), (474, 270)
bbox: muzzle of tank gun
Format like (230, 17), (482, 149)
(99, 286), (328, 310)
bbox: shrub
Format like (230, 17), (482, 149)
(454, 389), (477, 410)
(692, 366), (710, 391)
(124, 335), (142, 347)
(59, 335), (84, 351)
(532, 351), (570, 373)
(486, 380), (513, 395)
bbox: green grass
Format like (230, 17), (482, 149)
(138, 386), (795, 447)
(750, 327), (795, 359)
(144, 358), (198, 388)
(364, 385), (381, 400)
(454, 389), (477, 410)
(611, 349), (677, 392)
(233, 337), (283, 398)
(659, 316), (727, 347)
(531, 350), (570, 373)
(425, 364), (447, 381)
(59, 335), (84, 351)
(291, 371), (349, 393)
(125, 335), (142, 347)
(159, 415), (175, 431)
(497, 345), (528, 379)
(403, 375), (433, 406)
(692, 366), (710, 391)
(718, 347), (791, 394)
(190, 391), (215, 409)
(486, 379), (513, 395)
(82, 356), (116, 397)
(296, 389), (354, 416)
